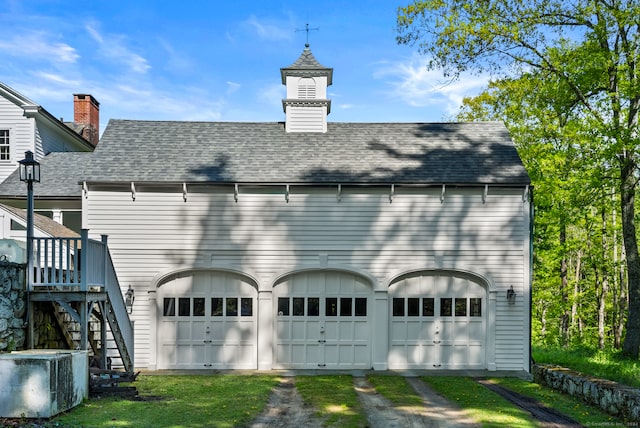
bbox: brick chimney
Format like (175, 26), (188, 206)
(73, 94), (100, 146)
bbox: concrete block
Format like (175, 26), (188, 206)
(0, 350), (88, 418)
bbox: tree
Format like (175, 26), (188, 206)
(398, 0), (640, 357)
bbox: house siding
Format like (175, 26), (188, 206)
(0, 97), (33, 182)
(85, 185), (531, 371)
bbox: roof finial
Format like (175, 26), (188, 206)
(296, 23), (319, 46)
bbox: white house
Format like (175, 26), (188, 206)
(3, 45), (533, 372)
(0, 83), (99, 232)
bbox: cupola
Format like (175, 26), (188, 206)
(281, 44), (333, 133)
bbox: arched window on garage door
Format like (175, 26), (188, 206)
(388, 271), (486, 370)
(156, 270), (258, 370)
(273, 270), (373, 370)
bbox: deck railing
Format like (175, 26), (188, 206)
(32, 229), (113, 291)
(30, 229), (134, 370)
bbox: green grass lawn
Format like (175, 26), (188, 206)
(295, 375), (367, 428)
(422, 376), (623, 427)
(47, 371), (627, 427)
(54, 375), (279, 428)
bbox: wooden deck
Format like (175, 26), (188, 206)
(27, 230), (134, 372)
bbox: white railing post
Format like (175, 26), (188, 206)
(80, 229), (89, 291)
(101, 235), (108, 288)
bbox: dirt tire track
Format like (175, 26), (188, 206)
(247, 377), (323, 428)
(476, 379), (582, 428)
(354, 376), (480, 428)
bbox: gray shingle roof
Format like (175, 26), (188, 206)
(88, 120), (529, 185)
(0, 120), (530, 198)
(0, 152), (91, 198)
(0, 204), (79, 238)
(280, 45), (333, 85)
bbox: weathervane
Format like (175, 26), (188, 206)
(296, 23), (319, 46)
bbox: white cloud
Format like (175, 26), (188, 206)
(0, 32), (79, 63)
(245, 15), (292, 41)
(258, 83), (285, 109)
(374, 55), (490, 115)
(84, 23), (151, 74)
(226, 81), (241, 94)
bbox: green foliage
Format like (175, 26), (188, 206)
(54, 375), (278, 428)
(398, 0), (640, 357)
(296, 375), (367, 427)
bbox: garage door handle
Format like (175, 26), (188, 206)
(318, 339), (326, 343)
(433, 340), (441, 344)
(204, 340), (212, 344)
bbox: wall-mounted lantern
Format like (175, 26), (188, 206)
(507, 285), (516, 305)
(125, 285), (135, 313)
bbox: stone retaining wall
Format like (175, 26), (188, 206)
(533, 363), (640, 422)
(0, 262), (26, 352)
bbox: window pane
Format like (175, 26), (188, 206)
(340, 298), (352, 316)
(278, 297), (289, 316)
(470, 298), (482, 317)
(241, 298), (253, 316)
(355, 298), (367, 316)
(10, 220), (25, 231)
(308, 298), (319, 316)
(227, 298), (238, 316)
(440, 298), (452, 317)
(422, 298), (434, 316)
(326, 298), (338, 316)
(163, 298), (175, 316)
(0, 130), (9, 161)
(193, 298), (205, 316)
(392, 298), (404, 316)
(455, 298), (467, 316)
(211, 298), (223, 316)
(178, 298), (190, 316)
(407, 298), (420, 316)
(293, 297), (305, 316)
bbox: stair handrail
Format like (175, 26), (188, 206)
(100, 234), (135, 372)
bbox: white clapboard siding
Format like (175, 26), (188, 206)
(85, 185), (530, 370)
(0, 97), (34, 183)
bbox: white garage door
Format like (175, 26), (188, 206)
(274, 271), (372, 369)
(157, 271), (257, 370)
(388, 273), (486, 369)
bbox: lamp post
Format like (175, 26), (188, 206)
(19, 151), (40, 348)
(19, 151), (40, 284)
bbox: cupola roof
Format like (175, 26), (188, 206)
(280, 44), (333, 85)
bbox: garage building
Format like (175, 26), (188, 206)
(78, 44), (531, 372)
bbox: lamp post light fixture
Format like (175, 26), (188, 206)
(18, 151), (40, 290)
(125, 285), (135, 314)
(19, 151), (40, 349)
(507, 285), (516, 305)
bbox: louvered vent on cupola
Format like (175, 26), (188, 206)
(281, 44), (333, 133)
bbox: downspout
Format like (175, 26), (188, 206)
(529, 186), (535, 372)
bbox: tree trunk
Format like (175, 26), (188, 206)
(613, 196), (623, 349)
(571, 252), (582, 339)
(599, 208), (609, 350)
(560, 224), (570, 347)
(541, 305), (547, 341)
(621, 157), (640, 358)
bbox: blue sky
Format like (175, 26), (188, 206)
(0, 0), (490, 133)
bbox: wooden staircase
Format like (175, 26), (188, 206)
(28, 230), (134, 372)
